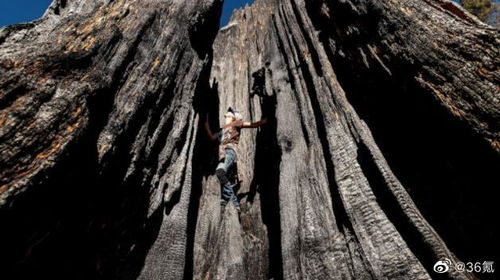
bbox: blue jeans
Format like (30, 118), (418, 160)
(216, 148), (239, 207)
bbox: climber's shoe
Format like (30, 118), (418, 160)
(221, 200), (228, 207)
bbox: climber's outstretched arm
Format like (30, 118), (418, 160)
(241, 118), (268, 128)
(204, 115), (219, 141)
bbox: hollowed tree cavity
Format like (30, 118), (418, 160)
(335, 61), (500, 265)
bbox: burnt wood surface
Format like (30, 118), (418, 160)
(0, 0), (498, 279)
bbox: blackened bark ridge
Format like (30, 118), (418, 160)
(0, 0), (498, 279)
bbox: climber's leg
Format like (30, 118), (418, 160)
(215, 168), (230, 187)
(231, 192), (240, 208)
(216, 148), (236, 205)
(221, 182), (236, 205)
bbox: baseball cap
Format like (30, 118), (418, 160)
(226, 107), (243, 120)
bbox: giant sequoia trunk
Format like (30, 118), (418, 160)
(0, 0), (223, 279)
(0, 0), (498, 279)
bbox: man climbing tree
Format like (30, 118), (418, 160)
(205, 107), (267, 212)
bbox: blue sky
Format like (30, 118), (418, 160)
(0, 0), (254, 28)
(220, 0), (254, 26)
(0, 0), (52, 27)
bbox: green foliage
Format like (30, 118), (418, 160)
(461, 0), (493, 22)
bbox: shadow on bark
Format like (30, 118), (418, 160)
(184, 73), (221, 280)
(245, 92), (284, 280)
(334, 44), (500, 279)
(0, 47), (158, 279)
(0, 133), (101, 280)
(304, 0), (499, 274)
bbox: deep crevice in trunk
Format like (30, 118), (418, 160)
(117, 205), (164, 280)
(356, 141), (442, 278)
(184, 62), (221, 280)
(247, 93), (283, 280)
(334, 54), (500, 266)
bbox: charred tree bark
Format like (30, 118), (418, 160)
(194, 0), (498, 279)
(306, 0), (499, 151)
(0, 0), (222, 279)
(0, 0), (498, 280)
